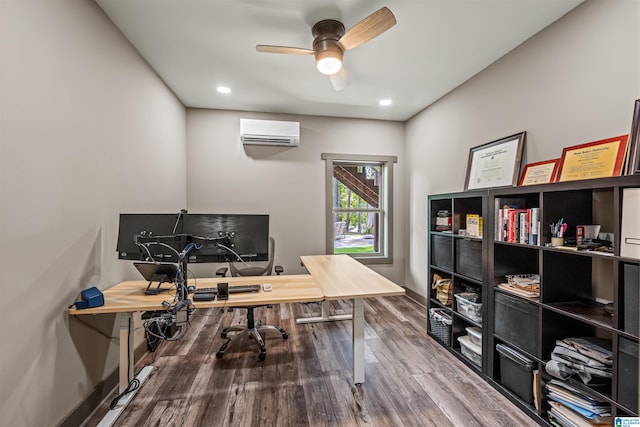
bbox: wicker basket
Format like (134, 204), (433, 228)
(429, 308), (452, 345)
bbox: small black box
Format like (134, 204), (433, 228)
(496, 343), (536, 404)
(217, 282), (229, 300)
(494, 292), (539, 356)
(617, 337), (638, 412)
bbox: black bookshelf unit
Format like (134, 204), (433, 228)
(427, 190), (489, 371)
(428, 175), (640, 425)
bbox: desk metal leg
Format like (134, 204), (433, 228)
(296, 300), (353, 324)
(97, 312), (153, 427)
(352, 298), (365, 384)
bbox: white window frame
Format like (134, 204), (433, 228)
(321, 153), (397, 264)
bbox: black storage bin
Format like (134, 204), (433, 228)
(455, 238), (482, 281)
(496, 343), (536, 404)
(494, 292), (539, 356)
(431, 234), (452, 270)
(624, 264), (639, 337)
(617, 337), (638, 412)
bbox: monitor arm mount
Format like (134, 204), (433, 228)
(136, 231), (236, 346)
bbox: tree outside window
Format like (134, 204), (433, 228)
(322, 153), (396, 264)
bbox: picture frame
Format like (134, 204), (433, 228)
(625, 99), (640, 174)
(556, 135), (628, 182)
(464, 132), (526, 191)
(518, 159), (560, 186)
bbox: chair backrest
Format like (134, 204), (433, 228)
(229, 236), (275, 277)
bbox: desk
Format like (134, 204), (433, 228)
(69, 255), (404, 425)
(69, 274), (322, 427)
(300, 255), (406, 383)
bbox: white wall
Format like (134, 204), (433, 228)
(186, 109), (406, 284)
(0, 1), (186, 425)
(404, 0), (640, 295)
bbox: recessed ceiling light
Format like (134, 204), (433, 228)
(379, 99), (392, 106)
(217, 86), (231, 94)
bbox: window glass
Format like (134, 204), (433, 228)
(322, 154), (396, 264)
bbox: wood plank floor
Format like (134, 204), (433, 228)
(83, 296), (538, 426)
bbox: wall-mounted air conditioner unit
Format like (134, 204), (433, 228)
(240, 119), (300, 147)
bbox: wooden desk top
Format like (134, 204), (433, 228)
(300, 255), (405, 300)
(69, 255), (405, 315)
(69, 274), (322, 315)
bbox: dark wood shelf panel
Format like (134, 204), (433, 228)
(543, 300), (614, 330)
(451, 310), (482, 327)
(493, 240), (541, 249)
(493, 287), (540, 303)
(428, 298), (452, 311)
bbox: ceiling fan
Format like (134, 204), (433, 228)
(256, 7), (396, 91)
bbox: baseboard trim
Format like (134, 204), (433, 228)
(59, 342), (148, 427)
(404, 287), (427, 308)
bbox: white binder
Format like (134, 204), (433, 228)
(621, 188), (640, 259)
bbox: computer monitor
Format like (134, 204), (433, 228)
(116, 212), (269, 263)
(184, 214), (269, 263)
(116, 213), (183, 261)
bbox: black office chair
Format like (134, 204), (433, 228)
(215, 236), (287, 361)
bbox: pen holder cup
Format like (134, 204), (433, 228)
(551, 237), (564, 247)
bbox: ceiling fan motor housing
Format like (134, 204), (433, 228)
(312, 19), (345, 66)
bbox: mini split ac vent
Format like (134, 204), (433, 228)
(240, 119), (300, 147)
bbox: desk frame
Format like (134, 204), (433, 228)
(70, 256), (404, 425)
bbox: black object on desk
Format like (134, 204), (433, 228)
(217, 282), (229, 300)
(194, 284), (261, 295)
(193, 293), (216, 301)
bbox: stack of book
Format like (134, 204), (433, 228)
(435, 209), (452, 231)
(497, 274), (540, 298)
(495, 206), (540, 245)
(546, 380), (611, 427)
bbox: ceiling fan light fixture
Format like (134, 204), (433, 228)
(314, 39), (344, 75)
(316, 55), (342, 75)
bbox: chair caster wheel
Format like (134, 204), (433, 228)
(283, 333), (289, 339)
(258, 352), (266, 361)
(216, 352), (224, 359)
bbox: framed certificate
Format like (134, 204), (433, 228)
(464, 132), (526, 191)
(625, 99), (640, 174)
(518, 159), (560, 186)
(556, 135), (628, 182)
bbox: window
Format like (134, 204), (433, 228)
(321, 153), (397, 264)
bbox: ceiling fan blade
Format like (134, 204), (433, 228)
(329, 67), (350, 91)
(256, 45), (314, 55)
(338, 7), (396, 51)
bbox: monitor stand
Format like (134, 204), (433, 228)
(145, 274), (172, 295)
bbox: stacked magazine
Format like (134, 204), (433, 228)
(497, 274), (540, 298)
(546, 380), (611, 426)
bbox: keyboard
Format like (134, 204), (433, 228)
(194, 284), (261, 294)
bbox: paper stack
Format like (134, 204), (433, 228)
(546, 380), (611, 426)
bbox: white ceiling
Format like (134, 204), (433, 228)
(95, 0), (584, 122)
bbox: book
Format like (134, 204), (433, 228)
(529, 208), (540, 245)
(466, 214), (482, 238)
